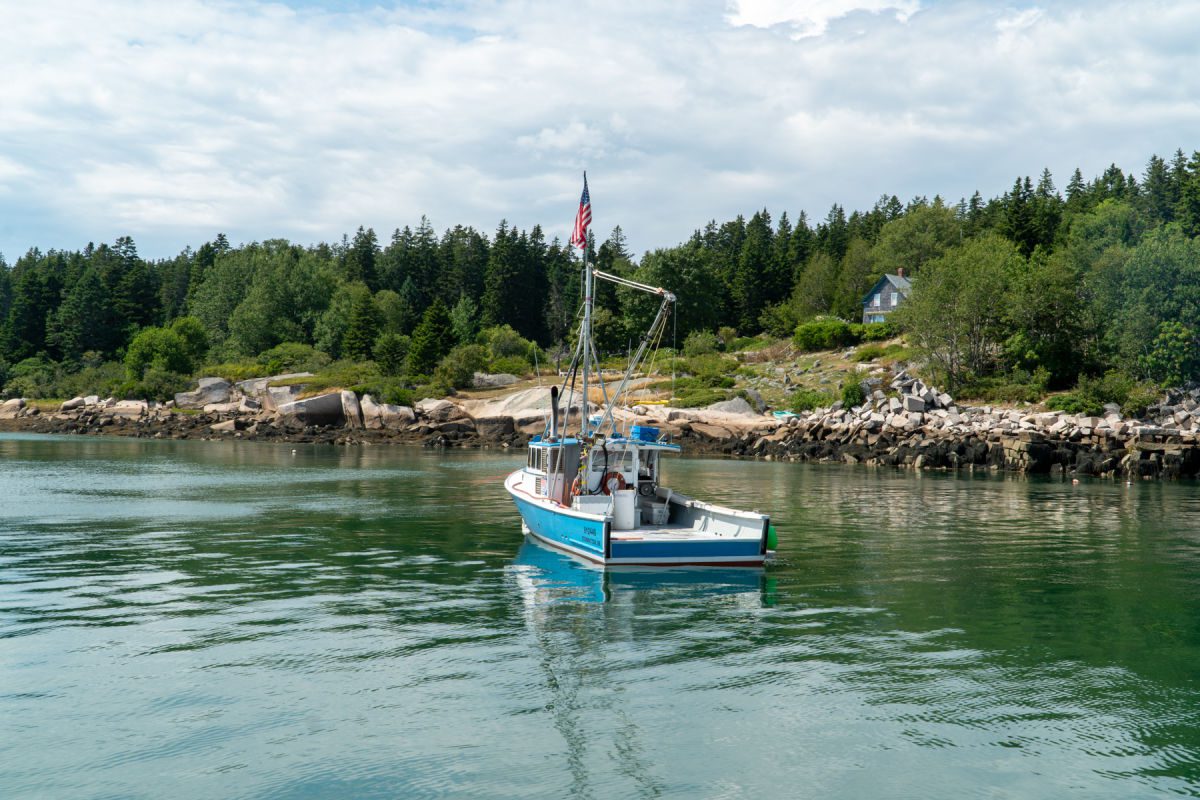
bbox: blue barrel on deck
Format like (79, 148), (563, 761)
(631, 425), (659, 442)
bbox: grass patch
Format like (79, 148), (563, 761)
(671, 387), (731, 408)
(789, 388), (832, 412)
(850, 342), (910, 364)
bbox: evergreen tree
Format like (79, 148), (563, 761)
(438, 225), (489, 306)
(1175, 150), (1200, 238)
(1030, 168), (1063, 250)
(542, 239), (578, 345)
(1140, 154), (1174, 226)
(3, 263), (54, 361)
(344, 226), (379, 289)
(482, 220), (547, 341)
(1065, 168), (1088, 212)
(1000, 176), (1037, 256)
(46, 267), (114, 361)
(407, 298), (453, 376)
(374, 332), (409, 376)
(0, 255), (11, 326)
(449, 295), (479, 344)
(732, 210), (774, 332)
(787, 211), (814, 283)
(814, 204), (849, 261)
(342, 287), (382, 361)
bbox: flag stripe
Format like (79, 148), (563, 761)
(569, 174), (591, 249)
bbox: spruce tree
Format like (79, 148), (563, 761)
(345, 226), (379, 290)
(407, 298), (453, 376)
(46, 267), (114, 361)
(343, 289), (382, 361)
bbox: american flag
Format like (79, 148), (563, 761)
(569, 173), (591, 249)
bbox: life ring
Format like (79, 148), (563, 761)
(600, 471), (626, 495)
(570, 476), (583, 496)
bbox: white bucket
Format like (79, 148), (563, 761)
(612, 489), (637, 530)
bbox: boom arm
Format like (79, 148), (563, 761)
(591, 268), (675, 435)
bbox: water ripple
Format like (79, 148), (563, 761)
(3, 436), (1200, 797)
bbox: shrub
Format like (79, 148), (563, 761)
(434, 344), (489, 390)
(1046, 371), (1159, 418)
(169, 317), (209, 365)
(732, 336), (771, 351)
(57, 361), (126, 400)
(717, 326), (738, 350)
(789, 387), (831, 412)
(490, 355), (532, 377)
(135, 368), (191, 402)
(416, 377), (454, 399)
(957, 367), (1049, 405)
(480, 324), (536, 363)
(1122, 384), (1161, 418)
(851, 342), (910, 363)
(125, 327), (191, 380)
(375, 381), (415, 407)
(671, 387), (729, 407)
(841, 382), (866, 409)
(257, 342), (331, 375)
(793, 317), (859, 352)
(3, 357), (56, 398)
(682, 330), (719, 356)
(677, 353), (738, 387)
(859, 321), (896, 342)
(202, 360), (267, 381)
(851, 344), (887, 363)
(759, 300), (803, 338)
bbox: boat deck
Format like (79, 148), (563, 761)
(609, 525), (722, 542)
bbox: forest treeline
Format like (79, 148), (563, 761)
(2, 148), (1200, 405)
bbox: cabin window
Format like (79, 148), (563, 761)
(590, 450), (634, 473)
(872, 293), (881, 307)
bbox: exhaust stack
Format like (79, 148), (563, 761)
(549, 386), (560, 440)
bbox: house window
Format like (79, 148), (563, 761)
(872, 293), (881, 307)
(891, 293), (899, 307)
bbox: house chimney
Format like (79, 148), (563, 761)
(897, 267), (905, 279)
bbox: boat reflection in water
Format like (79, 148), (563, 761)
(506, 536), (775, 796)
(509, 536), (771, 608)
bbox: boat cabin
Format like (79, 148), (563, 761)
(523, 426), (681, 523)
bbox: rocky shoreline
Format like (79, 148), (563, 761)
(4, 371), (1200, 479)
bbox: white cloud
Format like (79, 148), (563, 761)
(0, 0), (1198, 260)
(725, 0), (921, 38)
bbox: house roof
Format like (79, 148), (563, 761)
(862, 273), (911, 305)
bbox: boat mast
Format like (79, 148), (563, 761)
(581, 239), (591, 437)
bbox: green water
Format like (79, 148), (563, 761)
(2, 433), (1199, 798)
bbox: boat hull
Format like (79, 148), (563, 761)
(506, 470), (766, 567)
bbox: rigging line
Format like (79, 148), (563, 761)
(625, 305), (668, 412)
(588, 332), (611, 428)
(671, 305), (677, 400)
(642, 305), (670, 399)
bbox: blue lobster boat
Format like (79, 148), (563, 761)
(505, 425), (774, 566)
(505, 178), (776, 566)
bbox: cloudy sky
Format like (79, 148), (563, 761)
(1, 0), (1198, 261)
